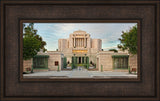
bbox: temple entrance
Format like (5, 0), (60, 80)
(76, 56), (88, 64)
(79, 57), (81, 64)
(72, 56), (89, 69)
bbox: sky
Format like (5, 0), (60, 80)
(24, 23), (137, 51)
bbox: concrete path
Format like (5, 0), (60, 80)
(69, 66), (91, 78)
(23, 67), (137, 79)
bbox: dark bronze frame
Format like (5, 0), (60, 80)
(1, 0), (159, 101)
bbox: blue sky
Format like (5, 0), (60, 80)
(24, 23), (137, 51)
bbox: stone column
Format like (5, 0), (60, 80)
(80, 38), (82, 47)
(83, 38), (84, 47)
(78, 38), (80, 47)
(84, 38), (86, 47)
(86, 38), (87, 47)
(82, 38), (83, 47)
(79, 38), (81, 47)
(77, 38), (78, 47)
(75, 38), (76, 47)
(78, 38), (79, 47)
(74, 37), (76, 47)
(80, 38), (81, 47)
(77, 57), (79, 64)
(81, 38), (83, 47)
(73, 38), (74, 47)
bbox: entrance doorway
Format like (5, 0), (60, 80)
(79, 57), (81, 64)
(71, 56), (89, 68)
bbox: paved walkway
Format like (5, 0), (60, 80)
(23, 66), (137, 78)
(69, 66), (91, 78)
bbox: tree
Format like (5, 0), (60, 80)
(108, 49), (118, 53)
(117, 25), (137, 54)
(23, 23), (47, 60)
(23, 23), (47, 52)
(23, 35), (41, 60)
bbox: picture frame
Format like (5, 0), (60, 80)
(1, 0), (159, 101)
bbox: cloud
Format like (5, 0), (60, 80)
(26, 23), (137, 51)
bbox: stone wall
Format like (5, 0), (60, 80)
(129, 54), (138, 71)
(47, 51), (63, 71)
(97, 51), (134, 72)
(23, 59), (32, 72)
(97, 52), (114, 71)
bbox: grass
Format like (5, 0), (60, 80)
(113, 68), (128, 70)
(33, 68), (48, 69)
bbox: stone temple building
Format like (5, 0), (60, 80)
(23, 30), (137, 72)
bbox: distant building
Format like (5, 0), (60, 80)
(23, 30), (137, 72)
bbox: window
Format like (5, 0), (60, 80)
(33, 55), (49, 69)
(112, 55), (129, 69)
(55, 61), (59, 66)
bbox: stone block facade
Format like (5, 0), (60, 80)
(47, 51), (63, 71)
(23, 59), (32, 72)
(129, 54), (138, 71)
(23, 30), (138, 73)
(97, 52), (113, 71)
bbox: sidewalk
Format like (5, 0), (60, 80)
(23, 67), (137, 79)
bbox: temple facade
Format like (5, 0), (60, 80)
(23, 30), (137, 72)
(58, 30), (102, 69)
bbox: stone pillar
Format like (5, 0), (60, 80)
(81, 38), (82, 47)
(79, 38), (80, 47)
(84, 38), (86, 47)
(82, 38), (83, 47)
(83, 38), (84, 47)
(78, 38), (79, 47)
(74, 37), (75, 47)
(86, 38), (87, 47)
(80, 38), (82, 47)
(72, 38), (74, 47)
(79, 38), (81, 47)
(73, 38), (74, 47)
(76, 38), (78, 47)
(77, 38), (78, 47)
(75, 38), (76, 47)
(77, 57), (79, 64)
(80, 38), (81, 47)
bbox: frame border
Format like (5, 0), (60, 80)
(1, 0), (159, 101)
